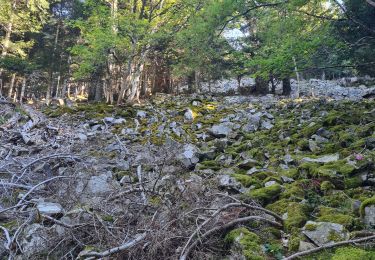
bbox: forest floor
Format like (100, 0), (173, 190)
(0, 92), (375, 259)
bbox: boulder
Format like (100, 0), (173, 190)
(238, 158), (259, 170)
(302, 221), (349, 246)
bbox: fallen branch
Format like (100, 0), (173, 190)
(179, 202), (282, 259)
(284, 235), (375, 260)
(16, 176), (74, 206)
(180, 215), (282, 260)
(80, 232), (147, 259)
(0, 225), (11, 250)
(42, 214), (87, 229)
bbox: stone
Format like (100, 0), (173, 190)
(209, 122), (234, 138)
(36, 202), (63, 216)
(178, 144), (200, 169)
(302, 154), (340, 163)
(261, 120), (274, 130)
(316, 128), (333, 138)
(365, 137), (375, 150)
(238, 158), (259, 170)
(281, 176), (294, 183)
(298, 241), (316, 252)
(309, 140), (320, 152)
(20, 224), (55, 258)
(218, 175), (241, 192)
(184, 108), (194, 121)
(136, 110), (147, 118)
(302, 221), (349, 246)
(364, 205), (375, 228)
(312, 134), (329, 144)
(87, 173), (113, 195)
(264, 181), (277, 187)
(75, 133), (87, 141)
(113, 118), (126, 124)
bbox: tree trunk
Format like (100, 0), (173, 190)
(270, 74), (276, 94)
(20, 77), (27, 103)
(282, 77), (291, 96)
(8, 73), (16, 98)
(255, 76), (268, 95)
(293, 56), (300, 98)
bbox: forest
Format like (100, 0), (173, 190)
(0, 0), (375, 260)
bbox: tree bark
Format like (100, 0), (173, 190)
(282, 77), (291, 96)
(293, 56), (300, 98)
(20, 77), (26, 103)
(8, 73), (16, 99)
(255, 76), (269, 95)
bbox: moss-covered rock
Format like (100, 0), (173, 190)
(316, 207), (354, 229)
(245, 184), (282, 205)
(360, 196), (375, 217)
(332, 247), (375, 260)
(225, 228), (265, 260)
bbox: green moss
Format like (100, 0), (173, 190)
(281, 168), (299, 179)
(267, 200), (308, 231)
(198, 160), (221, 170)
(360, 196), (375, 217)
(225, 228), (264, 260)
(320, 181), (335, 193)
(246, 184), (282, 205)
(317, 207), (354, 229)
(280, 182), (305, 200)
(102, 215), (114, 222)
(288, 234), (302, 252)
(344, 176), (362, 189)
(328, 230), (344, 242)
(305, 223), (317, 231)
(301, 122), (322, 137)
(332, 247), (375, 260)
(232, 174), (260, 188)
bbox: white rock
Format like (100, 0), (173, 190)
(36, 202), (63, 215)
(302, 154), (339, 163)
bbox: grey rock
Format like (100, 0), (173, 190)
(365, 137), (375, 150)
(36, 202), (63, 216)
(316, 128), (333, 138)
(75, 133), (87, 141)
(209, 122), (234, 138)
(218, 175), (241, 192)
(113, 118), (126, 124)
(261, 120), (274, 130)
(184, 108), (194, 121)
(281, 176), (294, 183)
(178, 144), (200, 169)
(364, 205), (375, 228)
(238, 158), (259, 170)
(302, 154), (339, 163)
(302, 221), (349, 246)
(136, 110), (147, 118)
(312, 134), (329, 144)
(87, 173), (113, 195)
(264, 181), (277, 187)
(309, 140), (320, 152)
(298, 241), (316, 252)
(91, 124), (103, 131)
(20, 224), (55, 258)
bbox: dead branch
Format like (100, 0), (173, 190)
(41, 214), (87, 229)
(16, 176), (74, 206)
(180, 215), (282, 260)
(367, 0), (375, 8)
(79, 232), (147, 259)
(0, 225), (11, 250)
(284, 235), (375, 260)
(179, 202), (282, 259)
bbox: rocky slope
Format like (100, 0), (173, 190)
(0, 92), (375, 259)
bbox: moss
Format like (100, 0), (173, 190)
(288, 233), (303, 252)
(332, 247), (375, 260)
(267, 200), (308, 231)
(328, 230), (344, 242)
(102, 215), (114, 222)
(305, 223), (317, 231)
(301, 122), (322, 137)
(232, 174), (260, 188)
(360, 196), (375, 217)
(344, 176), (362, 189)
(198, 160), (221, 170)
(246, 184), (282, 205)
(317, 207), (354, 229)
(320, 181), (335, 193)
(280, 182), (305, 200)
(281, 168), (299, 179)
(225, 228), (264, 260)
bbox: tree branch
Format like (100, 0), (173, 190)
(367, 0), (375, 8)
(284, 235), (375, 260)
